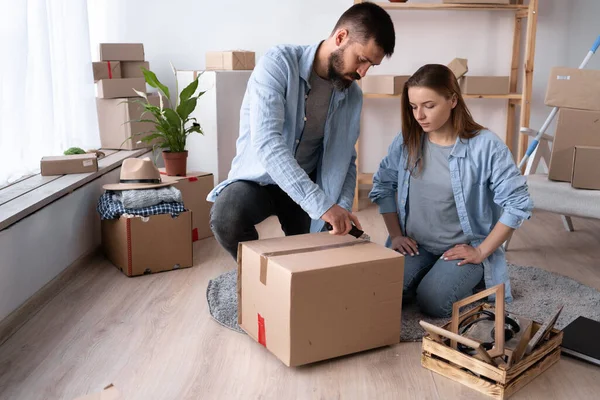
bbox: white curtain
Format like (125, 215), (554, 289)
(0, 0), (100, 187)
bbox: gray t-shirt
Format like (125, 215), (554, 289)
(405, 138), (469, 254)
(295, 69), (333, 175)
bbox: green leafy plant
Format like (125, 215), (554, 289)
(64, 147), (86, 155)
(126, 64), (205, 154)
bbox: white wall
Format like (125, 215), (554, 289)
(87, 0), (599, 172)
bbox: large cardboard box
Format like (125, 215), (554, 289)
(545, 67), (600, 111)
(96, 77), (146, 99)
(447, 58), (468, 79)
(159, 170), (215, 241)
(238, 232), (404, 367)
(572, 146), (600, 190)
(360, 75), (409, 95)
(101, 211), (193, 277)
(548, 108), (600, 182)
(92, 61), (121, 82)
(121, 61), (150, 78)
(459, 76), (510, 95)
(96, 93), (160, 150)
(99, 43), (145, 61)
(40, 154), (98, 176)
(206, 51), (255, 70)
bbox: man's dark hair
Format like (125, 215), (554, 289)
(332, 2), (395, 57)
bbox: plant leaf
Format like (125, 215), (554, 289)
(179, 77), (198, 104)
(142, 67), (170, 99)
(177, 97), (197, 122)
(163, 108), (181, 128)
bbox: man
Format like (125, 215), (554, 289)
(207, 2), (396, 259)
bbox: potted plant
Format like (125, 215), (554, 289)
(127, 65), (205, 176)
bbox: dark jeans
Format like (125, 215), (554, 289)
(403, 247), (484, 318)
(210, 181), (311, 260)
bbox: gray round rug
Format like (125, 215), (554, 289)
(206, 264), (600, 341)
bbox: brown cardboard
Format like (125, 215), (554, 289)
(447, 58), (468, 79)
(92, 61), (121, 82)
(360, 75), (409, 95)
(96, 93), (160, 150)
(96, 77), (146, 99)
(238, 232), (404, 367)
(544, 67), (600, 111)
(73, 384), (120, 400)
(159, 170), (215, 241)
(206, 51), (255, 70)
(459, 76), (510, 95)
(99, 43), (145, 61)
(443, 0), (517, 4)
(571, 146), (600, 190)
(548, 108), (600, 182)
(101, 211), (193, 277)
(121, 61), (150, 78)
(40, 154), (98, 176)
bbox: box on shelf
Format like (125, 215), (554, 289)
(96, 93), (160, 150)
(101, 210), (193, 277)
(360, 75), (409, 95)
(92, 61), (121, 82)
(99, 43), (145, 62)
(121, 61), (150, 78)
(238, 232), (404, 367)
(548, 108), (600, 182)
(544, 67), (600, 111)
(447, 58), (468, 79)
(459, 76), (510, 95)
(159, 170), (215, 241)
(206, 51), (255, 70)
(571, 146), (600, 190)
(442, 0), (518, 4)
(96, 77), (146, 99)
(40, 154), (98, 176)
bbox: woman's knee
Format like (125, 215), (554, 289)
(416, 285), (454, 318)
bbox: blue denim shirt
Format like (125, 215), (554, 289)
(207, 43), (363, 233)
(369, 130), (534, 302)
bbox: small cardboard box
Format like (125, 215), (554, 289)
(544, 67), (600, 111)
(96, 77), (146, 99)
(99, 43), (145, 61)
(121, 61), (150, 78)
(572, 146), (600, 190)
(238, 232), (404, 367)
(101, 211), (193, 277)
(443, 0), (517, 4)
(73, 384), (120, 400)
(360, 75), (409, 95)
(92, 61), (121, 82)
(447, 58), (468, 79)
(459, 76), (510, 95)
(159, 170), (215, 241)
(548, 108), (600, 182)
(206, 51), (255, 70)
(96, 93), (160, 150)
(40, 154), (98, 176)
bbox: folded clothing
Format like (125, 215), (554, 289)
(97, 191), (185, 220)
(111, 186), (183, 209)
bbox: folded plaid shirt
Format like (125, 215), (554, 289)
(97, 191), (186, 220)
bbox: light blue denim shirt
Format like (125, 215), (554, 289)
(369, 130), (534, 302)
(207, 43), (363, 233)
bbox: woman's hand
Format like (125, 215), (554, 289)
(391, 236), (419, 256)
(442, 244), (484, 266)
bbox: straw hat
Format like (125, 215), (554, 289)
(103, 157), (173, 190)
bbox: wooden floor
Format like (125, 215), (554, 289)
(0, 207), (599, 400)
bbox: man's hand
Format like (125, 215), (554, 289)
(391, 235), (419, 256)
(321, 204), (362, 235)
(442, 244), (485, 266)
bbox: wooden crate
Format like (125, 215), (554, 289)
(421, 304), (563, 399)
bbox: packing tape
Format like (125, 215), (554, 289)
(107, 61), (113, 79)
(258, 239), (370, 285)
(257, 313), (266, 347)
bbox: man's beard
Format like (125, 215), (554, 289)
(327, 48), (361, 91)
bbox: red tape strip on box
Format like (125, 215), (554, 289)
(258, 313), (266, 347)
(107, 61), (113, 79)
(188, 177), (198, 182)
(192, 228), (199, 242)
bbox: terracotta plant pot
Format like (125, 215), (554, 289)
(162, 150), (188, 176)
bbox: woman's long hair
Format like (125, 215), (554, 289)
(401, 64), (485, 173)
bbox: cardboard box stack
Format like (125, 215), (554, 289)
(238, 232), (404, 367)
(94, 43), (157, 150)
(360, 75), (410, 95)
(447, 58), (510, 95)
(545, 67), (600, 189)
(206, 50), (255, 70)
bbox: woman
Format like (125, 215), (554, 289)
(369, 64), (533, 318)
